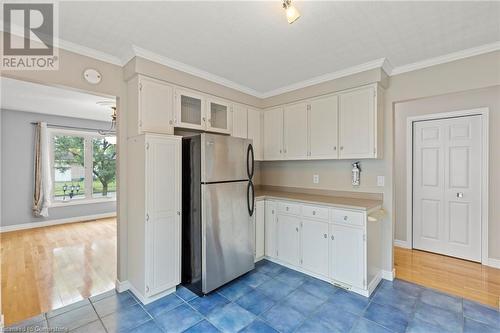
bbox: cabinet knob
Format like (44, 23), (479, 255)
(280, 149), (282, 154)
(296, 227), (299, 232)
(344, 216), (348, 221)
(340, 146), (344, 150)
(177, 211), (181, 216)
(333, 146), (337, 150)
(286, 207), (289, 211)
(331, 235), (334, 240)
(312, 211), (316, 215)
(324, 234), (327, 238)
(272, 210), (275, 214)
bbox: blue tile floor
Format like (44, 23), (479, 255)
(6, 260), (500, 333)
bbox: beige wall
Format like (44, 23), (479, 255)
(394, 86), (500, 259)
(260, 50), (500, 271)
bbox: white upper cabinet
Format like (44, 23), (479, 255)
(263, 107), (284, 160)
(283, 102), (308, 160)
(338, 85), (377, 159)
(232, 104), (248, 139)
(175, 88), (206, 130)
(207, 97), (232, 134)
(247, 108), (263, 161)
(127, 75), (174, 136)
(308, 95), (339, 159)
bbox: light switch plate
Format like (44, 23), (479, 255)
(313, 174), (320, 184)
(377, 176), (385, 187)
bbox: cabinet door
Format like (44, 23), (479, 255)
(265, 201), (277, 258)
(139, 77), (174, 134)
(232, 104), (248, 139)
(330, 224), (365, 289)
(175, 88), (205, 130)
(263, 107), (283, 160)
(207, 98), (231, 134)
(255, 200), (265, 260)
(302, 219), (329, 277)
(248, 108), (263, 161)
(283, 102), (308, 159)
(309, 95), (338, 159)
(338, 86), (376, 159)
(145, 136), (181, 296)
(277, 214), (301, 266)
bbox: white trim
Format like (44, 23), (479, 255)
(128, 284), (176, 305)
(390, 41), (500, 76)
(131, 45), (263, 98)
(381, 269), (395, 281)
(405, 108), (489, 264)
(486, 258), (500, 269)
(58, 39), (123, 66)
(394, 239), (411, 249)
(0, 212), (116, 233)
(115, 279), (131, 293)
(50, 197), (116, 207)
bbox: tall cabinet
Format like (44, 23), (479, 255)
(127, 134), (181, 304)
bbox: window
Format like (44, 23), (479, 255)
(51, 129), (116, 203)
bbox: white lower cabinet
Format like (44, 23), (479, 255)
(262, 199), (382, 297)
(265, 201), (277, 257)
(255, 200), (265, 260)
(330, 223), (365, 289)
(127, 134), (181, 304)
(302, 219), (329, 278)
(276, 214), (301, 266)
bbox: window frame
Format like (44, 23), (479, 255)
(48, 128), (117, 206)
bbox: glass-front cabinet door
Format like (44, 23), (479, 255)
(175, 88), (206, 130)
(206, 98), (231, 134)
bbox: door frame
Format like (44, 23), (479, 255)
(405, 107), (489, 264)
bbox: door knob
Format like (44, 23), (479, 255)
(456, 192), (464, 198)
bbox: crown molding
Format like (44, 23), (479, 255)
(389, 41), (500, 76)
(131, 45), (264, 98)
(57, 39), (123, 66)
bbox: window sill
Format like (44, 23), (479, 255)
(50, 197), (116, 208)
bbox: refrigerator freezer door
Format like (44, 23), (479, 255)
(201, 134), (252, 183)
(202, 181), (255, 293)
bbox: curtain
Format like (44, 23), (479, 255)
(32, 122), (52, 217)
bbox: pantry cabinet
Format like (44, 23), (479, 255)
(127, 134), (181, 303)
(263, 107), (284, 160)
(127, 75), (174, 136)
(283, 102), (308, 159)
(308, 95), (339, 159)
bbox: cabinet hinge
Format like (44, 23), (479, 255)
(145, 142), (149, 149)
(139, 83), (143, 91)
(307, 104), (311, 111)
(146, 213), (150, 222)
(146, 285), (150, 293)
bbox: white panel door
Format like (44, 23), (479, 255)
(413, 116), (482, 262)
(276, 214), (301, 266)
(309, 95), (339, 159)
(330, 224), (365, 289)
(248, 108), (263, 161)
(263, 107), (283, 160)
(338, 86), (375, 159)
(301, 219), (329, 277)
(283, 102), (308, 159)
(139, 77), (174, 134)
(232, 104), (248, 139)
(146, 136), (181, 296)
(265, 201), (277, 258)
(255, 200), (265, 260)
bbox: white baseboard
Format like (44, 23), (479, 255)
(394, 239), (411, 249)
(487, 258), (500, 269)
(381, 269), (395, 281)
(0, 212), (116, 233)
(115, 279), (131, 293)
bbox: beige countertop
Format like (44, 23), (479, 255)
(255, 189), (383, 211)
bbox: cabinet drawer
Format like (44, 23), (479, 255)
(302, 205), (328, 220)
(277, 202), (301, 215)
(331, 209), (364, 226)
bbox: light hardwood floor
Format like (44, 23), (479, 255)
(395, 246), (500, 309)
(1, 218), (117, 325)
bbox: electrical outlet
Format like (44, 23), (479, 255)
(377, 176), (385, 187)
(313, 174), (320, 184)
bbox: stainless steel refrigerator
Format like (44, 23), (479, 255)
(181, 133), (255, 295)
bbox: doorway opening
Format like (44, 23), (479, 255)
(0, 77), (119, 326)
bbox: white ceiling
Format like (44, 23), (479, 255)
(1, 78), (115, 121)
(57, 1), (500, 97)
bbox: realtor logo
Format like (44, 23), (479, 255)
(2, 2), (58, 70)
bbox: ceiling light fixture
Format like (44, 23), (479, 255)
(282, 0), (301, 24)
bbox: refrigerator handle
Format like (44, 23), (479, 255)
(247, 180), (255, 217)
(247, 143), (254, 180)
